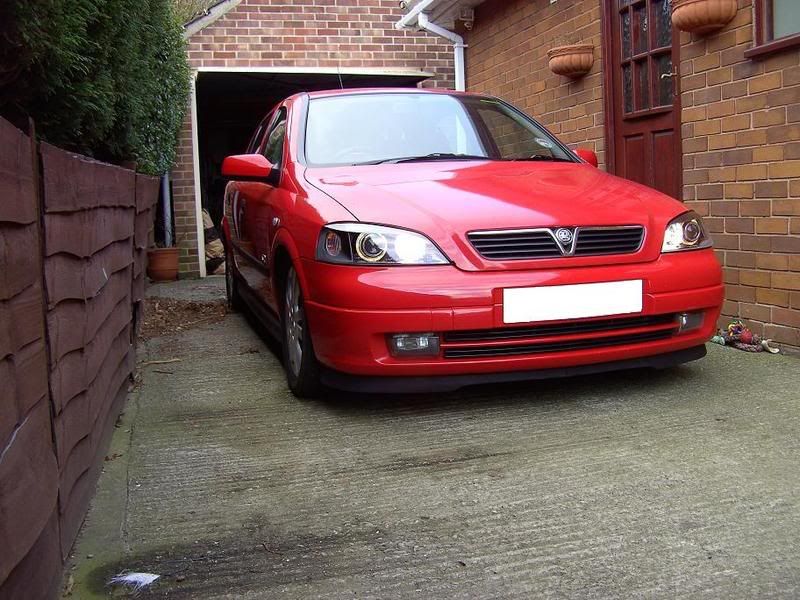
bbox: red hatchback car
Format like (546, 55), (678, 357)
(221, 89), (723, 397)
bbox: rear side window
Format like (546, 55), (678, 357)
(246, 118), (269, 154)
(262, 109), (287, 167)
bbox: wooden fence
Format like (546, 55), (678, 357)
(0, 117), (158, 599)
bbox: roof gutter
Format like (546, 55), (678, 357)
(396, 1), (466, 92)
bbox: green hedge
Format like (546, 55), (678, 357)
(0, 0), (190, 175)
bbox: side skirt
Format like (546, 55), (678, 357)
(238, 278), (282, 341)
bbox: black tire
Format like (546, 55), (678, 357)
(225, 249), (243, 312)
(282, 266), (322, 398)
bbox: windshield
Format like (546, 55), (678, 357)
(304, 93), (575, 166)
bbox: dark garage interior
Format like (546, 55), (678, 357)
(196, 71), (429, 225)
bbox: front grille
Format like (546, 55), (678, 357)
(468, 230), (562, 259)
(467, 226), (644, 260)
(574, 227), (644, 255)
(443, 329), (673, 359)
(444, 314), (677, 343)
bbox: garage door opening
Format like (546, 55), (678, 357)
(195, 70), (430, 230)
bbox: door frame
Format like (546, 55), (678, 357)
(600, 0), (684, 198)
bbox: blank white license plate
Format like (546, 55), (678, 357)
(503, 280), (643, 324)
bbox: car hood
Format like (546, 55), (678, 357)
(304, 161), (688, 271)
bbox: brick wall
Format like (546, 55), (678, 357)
(464, 0), (799, 350)
(172, 0), (455, 276)
(680, 0), (800, 348)
(466, 0), (606, 167)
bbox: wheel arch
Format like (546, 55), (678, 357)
(271, 229), (311, 307)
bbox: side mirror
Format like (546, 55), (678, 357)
(574, 148), (598, 168)
(222, 154), (277, 182)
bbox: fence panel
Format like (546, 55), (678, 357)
(0, 120), (61, 599)
(0, 118), (161, 599)
(39, 143), (138, 559)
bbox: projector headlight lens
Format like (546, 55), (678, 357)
(317, 223), (449, 265)
(661, 211), (712, 253)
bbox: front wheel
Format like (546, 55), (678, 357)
(283, 266), (322, 398)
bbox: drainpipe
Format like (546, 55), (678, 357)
(396, 1), (466, 92)
(161, 173), (174, 247)
(417, 13), (466, 92)
(396, 0), (438, 29)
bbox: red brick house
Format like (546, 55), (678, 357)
(394, 0), (799, 348)
(171, 0), (799, 349)
(170, 0), (454, 278)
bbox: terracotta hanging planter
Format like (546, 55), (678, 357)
(147, 247), (180, 281)
(671, 0), (737, 34)
(547, 45), (594, 78)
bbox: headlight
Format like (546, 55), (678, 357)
(661, 211), (712, 253)
(316, 223), (449, 265)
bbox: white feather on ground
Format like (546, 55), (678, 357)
(108, 572), (160, 591)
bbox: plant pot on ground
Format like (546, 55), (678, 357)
(147, 246), (180, 281)
(671, 0), (737, 34)
(547, 44), (594, 78)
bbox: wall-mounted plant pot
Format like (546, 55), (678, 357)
(671, 0), (737, 34)
(547, 45), (594, 78)
(147, 247), (179, 281)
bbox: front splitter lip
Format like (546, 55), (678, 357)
(320, 344), (707, 394)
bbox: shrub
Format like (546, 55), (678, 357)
(0, 0), (190, 175)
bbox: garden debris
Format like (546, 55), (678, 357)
(710, 320), (780, 354)
(141, 297), (227, 339)
(142, 358), (183, 366)
(108, 572), (160, 591)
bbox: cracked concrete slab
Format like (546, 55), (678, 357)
(68, 278), (800, 598)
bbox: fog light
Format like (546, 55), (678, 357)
(389, 333), (440, 357)
(677, 312), (704, 332)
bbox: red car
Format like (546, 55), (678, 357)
(221, 89), (723, 397)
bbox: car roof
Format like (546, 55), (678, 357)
(300, 87), (484, 101)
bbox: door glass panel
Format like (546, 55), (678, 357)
(263, 110), (287, 166)
(633, 4), (648, 54)
(652, 0), (671, 48)
(636, 60), (650, 110)
(623, 63), (633, 113)
(655, 54), (673, 106)
(622, 11), (631, 58)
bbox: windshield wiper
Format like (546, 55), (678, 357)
(507, 155), (574, 162)
(355, 153), (490, 165)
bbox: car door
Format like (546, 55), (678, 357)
(240, 107), (288, 306)
(225, 112), (272, 292)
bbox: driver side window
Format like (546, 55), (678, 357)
(262, 109), (287, 167)
(476, 106), (553, 159)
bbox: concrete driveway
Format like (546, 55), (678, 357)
(69, 279), (799, 599)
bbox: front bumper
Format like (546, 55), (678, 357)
(301, 249), (723, 378)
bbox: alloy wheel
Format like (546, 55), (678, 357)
(285, 268), (304, 377)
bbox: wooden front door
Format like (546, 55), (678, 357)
(604, 0), (682, 200)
